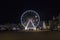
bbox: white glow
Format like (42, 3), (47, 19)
(25, 19), (36, 30)
(43, 21), (46, 29)
(35, 15), (37, 18)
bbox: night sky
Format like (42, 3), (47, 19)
(0, 0), (60, 24)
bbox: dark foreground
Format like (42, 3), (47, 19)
(0, 31), (60, 40)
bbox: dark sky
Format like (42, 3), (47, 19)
(0, 0), (60, 24)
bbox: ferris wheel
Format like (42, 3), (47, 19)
(21, 10), (40, 30)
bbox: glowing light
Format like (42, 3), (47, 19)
(35, 15), (37, 18)
(43, 21), (46, 29)
(25, 19), (36, 30)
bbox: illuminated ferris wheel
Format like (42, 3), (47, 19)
(21, 10), (40, 30)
